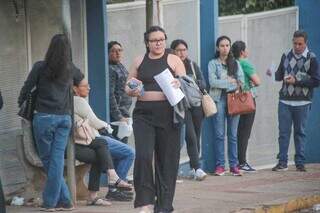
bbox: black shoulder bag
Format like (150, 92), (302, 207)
(18, 67), (41, 121)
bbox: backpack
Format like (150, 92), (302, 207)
(179, 75), (203, 108)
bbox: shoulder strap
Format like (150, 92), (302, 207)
(190, 61), (197, 80)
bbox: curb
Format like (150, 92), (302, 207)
(233, 194), (320, 213)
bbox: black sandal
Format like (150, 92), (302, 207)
(114, 178), (133, 191)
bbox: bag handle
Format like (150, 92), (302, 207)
(190, 61), (197, 80)
(238, 93), (248, 103)
(190, 61), (208, 96)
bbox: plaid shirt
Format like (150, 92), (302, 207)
(109, 62), (132, 121)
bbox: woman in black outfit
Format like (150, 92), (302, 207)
(170, 39), (207, 181)
(125, 26), (186, 213)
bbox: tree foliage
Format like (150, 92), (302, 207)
(219, 0), (294, 16)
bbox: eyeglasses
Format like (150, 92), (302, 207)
(175, 48), (187, 52)
(148, 38), (166, 44)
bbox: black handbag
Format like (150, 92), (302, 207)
(18, 88), (37, 121)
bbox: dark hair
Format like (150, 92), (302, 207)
(214, 35), (238, 76)
(231, 40), (246, 59)
(170, 39), (188, 50)
(144, 26), (167, 52)
(293, 30), (308, 42)
(73, 72), (85, 87)
(44, 34), (72, 81)
(108, 41), (122, 53)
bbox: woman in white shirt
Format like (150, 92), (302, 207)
(73, 73), (133, 205)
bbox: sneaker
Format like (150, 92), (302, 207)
(214, 166), (225, 176)
(230, 167), (242, 176)
(106, 188), (133, 202)
(108, 184), (134, 196)
(296, 165), (307, 172)
(195, 168), (207, 181)
(272, 163), (288, 171)
(139, 205), (152, 213)
(55, 203), (75, 211)
(239, 162), (256, 172)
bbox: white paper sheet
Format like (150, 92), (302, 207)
(154, 69), (185, 106)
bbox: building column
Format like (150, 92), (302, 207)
(200, 0), (218, 172)
(295, 0), (320, 163)
(86, 0), (109, 121)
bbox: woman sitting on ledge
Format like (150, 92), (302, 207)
(73, 73), (134, 205)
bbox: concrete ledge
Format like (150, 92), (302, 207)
(234, 194), (320, 213)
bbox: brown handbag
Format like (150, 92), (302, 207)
(227, 91), (255, 116)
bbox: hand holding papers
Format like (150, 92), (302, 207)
(154, 69), (185, 106)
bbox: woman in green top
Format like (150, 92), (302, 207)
(232, 40), (261, 172)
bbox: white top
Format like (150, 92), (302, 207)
(73, 96), (112, 137)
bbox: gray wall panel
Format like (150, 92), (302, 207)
(163, 0), (199, 63)
(107, 3), (146, 68)
(0, 0), (28, 133)
(0, 0), (87, 195)
(27, 0), (62, 63)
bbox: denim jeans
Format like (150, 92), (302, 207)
(278, 102), (310, 166)
(33, 113), (72, 208)
(212, 94), (240, 168)
(98, 135), (135, 180)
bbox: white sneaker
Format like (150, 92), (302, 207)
(188, 169), (196, 179)
(139, 205), (152, 213)
(195, 168), (207, 181)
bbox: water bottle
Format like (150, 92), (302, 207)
(127, 79), (144, 96)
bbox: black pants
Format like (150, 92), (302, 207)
(0, 178), (5, 213)
(75, 138), (114, 191)
(237, 108), (256, 165)
(133, 101), (180, 213)
(185, 106), (204, 170)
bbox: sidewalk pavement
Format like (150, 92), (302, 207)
(7, 164), (320, 213)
